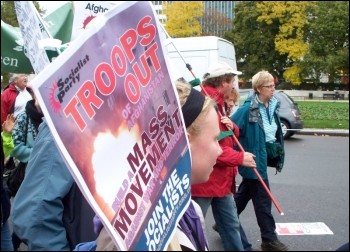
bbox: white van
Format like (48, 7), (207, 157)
(164, 36), (240, 90)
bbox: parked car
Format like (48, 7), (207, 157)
(237, 89), (304, 139)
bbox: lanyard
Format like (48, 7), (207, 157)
(265, 105), (271, 124)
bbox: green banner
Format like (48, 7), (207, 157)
(44, 1), (73, 44)
(1, 2), (73, 74)
(1, 20), (33, 74)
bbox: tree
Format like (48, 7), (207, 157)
(225, 1), (348, 87)
(1, 1), (43, 26)
(303, 1), (349, 84)
(1, 1), (18, 26)
(163, 1), (204, 38)
(224, 1), (288, 82)
(225, 1), (315, 85)
(201, 8), (231, 37)
(256, 1), (313, 85)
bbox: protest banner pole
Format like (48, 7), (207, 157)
(232, 134), (284, 215)
(159, 24), (197, 80)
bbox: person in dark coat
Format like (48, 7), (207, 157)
(1, 113), (15, 251)
(232, 70), (287, 251)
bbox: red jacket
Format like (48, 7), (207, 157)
(191, 85), (243, 197)
(1, 83), (18, 125)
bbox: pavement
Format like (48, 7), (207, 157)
(295, 128), (349, 137)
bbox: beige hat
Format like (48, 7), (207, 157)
(203, 61), (242, 80)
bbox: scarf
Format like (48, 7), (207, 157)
(201, 85), (225, 116)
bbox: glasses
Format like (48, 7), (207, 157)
(262, 84), (275, 89)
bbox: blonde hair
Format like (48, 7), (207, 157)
(176, 81), (214, 136)
(252, 70), (274, 92)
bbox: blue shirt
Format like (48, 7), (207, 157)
(255, 95), (278, 143)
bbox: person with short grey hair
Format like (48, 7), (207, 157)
(232, 70), (288, 251)
(252, 70), (276, 91)
(1, 73), (32, 125)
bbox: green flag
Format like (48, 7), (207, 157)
(1, 2), (73, 74)
(1, 20), (34, 74)
(43, 1), (73, 44)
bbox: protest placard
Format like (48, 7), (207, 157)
(14, 1), (52, 74)
(276, 222), (334, 235)
(28, 1), (190, 250)
(71, 1), (117, 41)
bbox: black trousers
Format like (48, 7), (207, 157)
(234, 178), (278, 242)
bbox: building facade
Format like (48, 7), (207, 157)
(151, 1), (237, 37)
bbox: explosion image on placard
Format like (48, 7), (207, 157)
(92, 123), (141, 208)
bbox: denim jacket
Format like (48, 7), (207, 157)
(11, 120), (74, 250)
